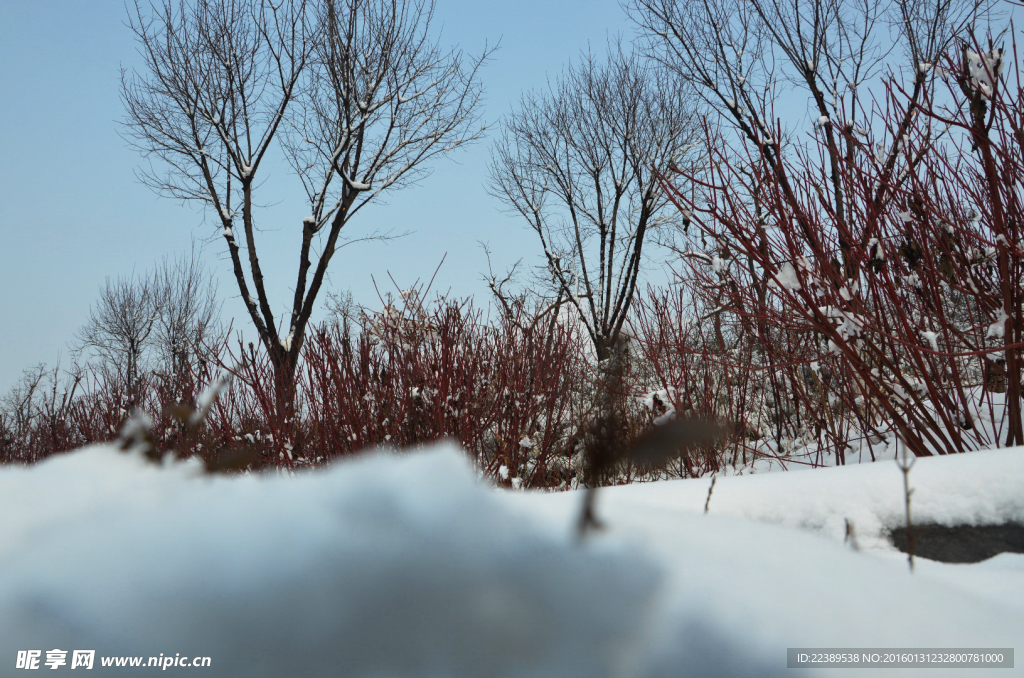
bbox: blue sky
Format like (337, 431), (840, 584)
(0, 0), (639, 392)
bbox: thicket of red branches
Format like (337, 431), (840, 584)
(1, 289), (675, 486)
(653, 37), (1024, 460)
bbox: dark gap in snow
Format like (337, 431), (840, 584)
(888, 523), (1024, 563)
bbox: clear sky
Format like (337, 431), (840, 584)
(0, 0), (640, 393)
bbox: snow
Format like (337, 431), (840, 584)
(819, 305), (863, 340)
(768, 261), (801, 290)
(579, 445), (1024, 550)
(641, 388), (677, 426)
(1, 442), (1022, 676)
(838, 280), (857, 301)
(910, 552), (1024, 613)
(986, 309), (1009, 339)
(342, 171), (371, 191)
(0, 445), (657, 677)
(966, 49), (1004, 99)
(904, 271), (923, 289)
(653, 409), (675, 426)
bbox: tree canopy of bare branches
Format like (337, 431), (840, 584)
(489, 43), (697, 360)
(120, 0), (490, 410)
(74, 252), (221, 397)
(75, 272), (160, 392)
(630, 0), (994, 276)
(152, 252), (223, 389)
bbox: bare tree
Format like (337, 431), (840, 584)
(489, 43), (697, 361)
(75, 273), (160, 393)
(120, 0), (490, 417)
(0, 364), (52, 457)
(152, 250), (223, 399)
(73, 250), (222, 400)
(0, 361), (84, 462)
(324, 288), (357, 344)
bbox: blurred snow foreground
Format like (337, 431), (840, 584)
(1, 444), (1023, 677)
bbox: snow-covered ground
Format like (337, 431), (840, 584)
(723, 387), (1024, 474)
(1, 442), (1021, 676)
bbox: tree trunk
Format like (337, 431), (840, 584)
(268, 345), (299, 456)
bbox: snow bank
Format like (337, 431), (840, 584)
(0, 445), (657, 677)
(515, 449), (1024, 676)
(1, 444), (1022, 677)
(583, 445), (1024, 550)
